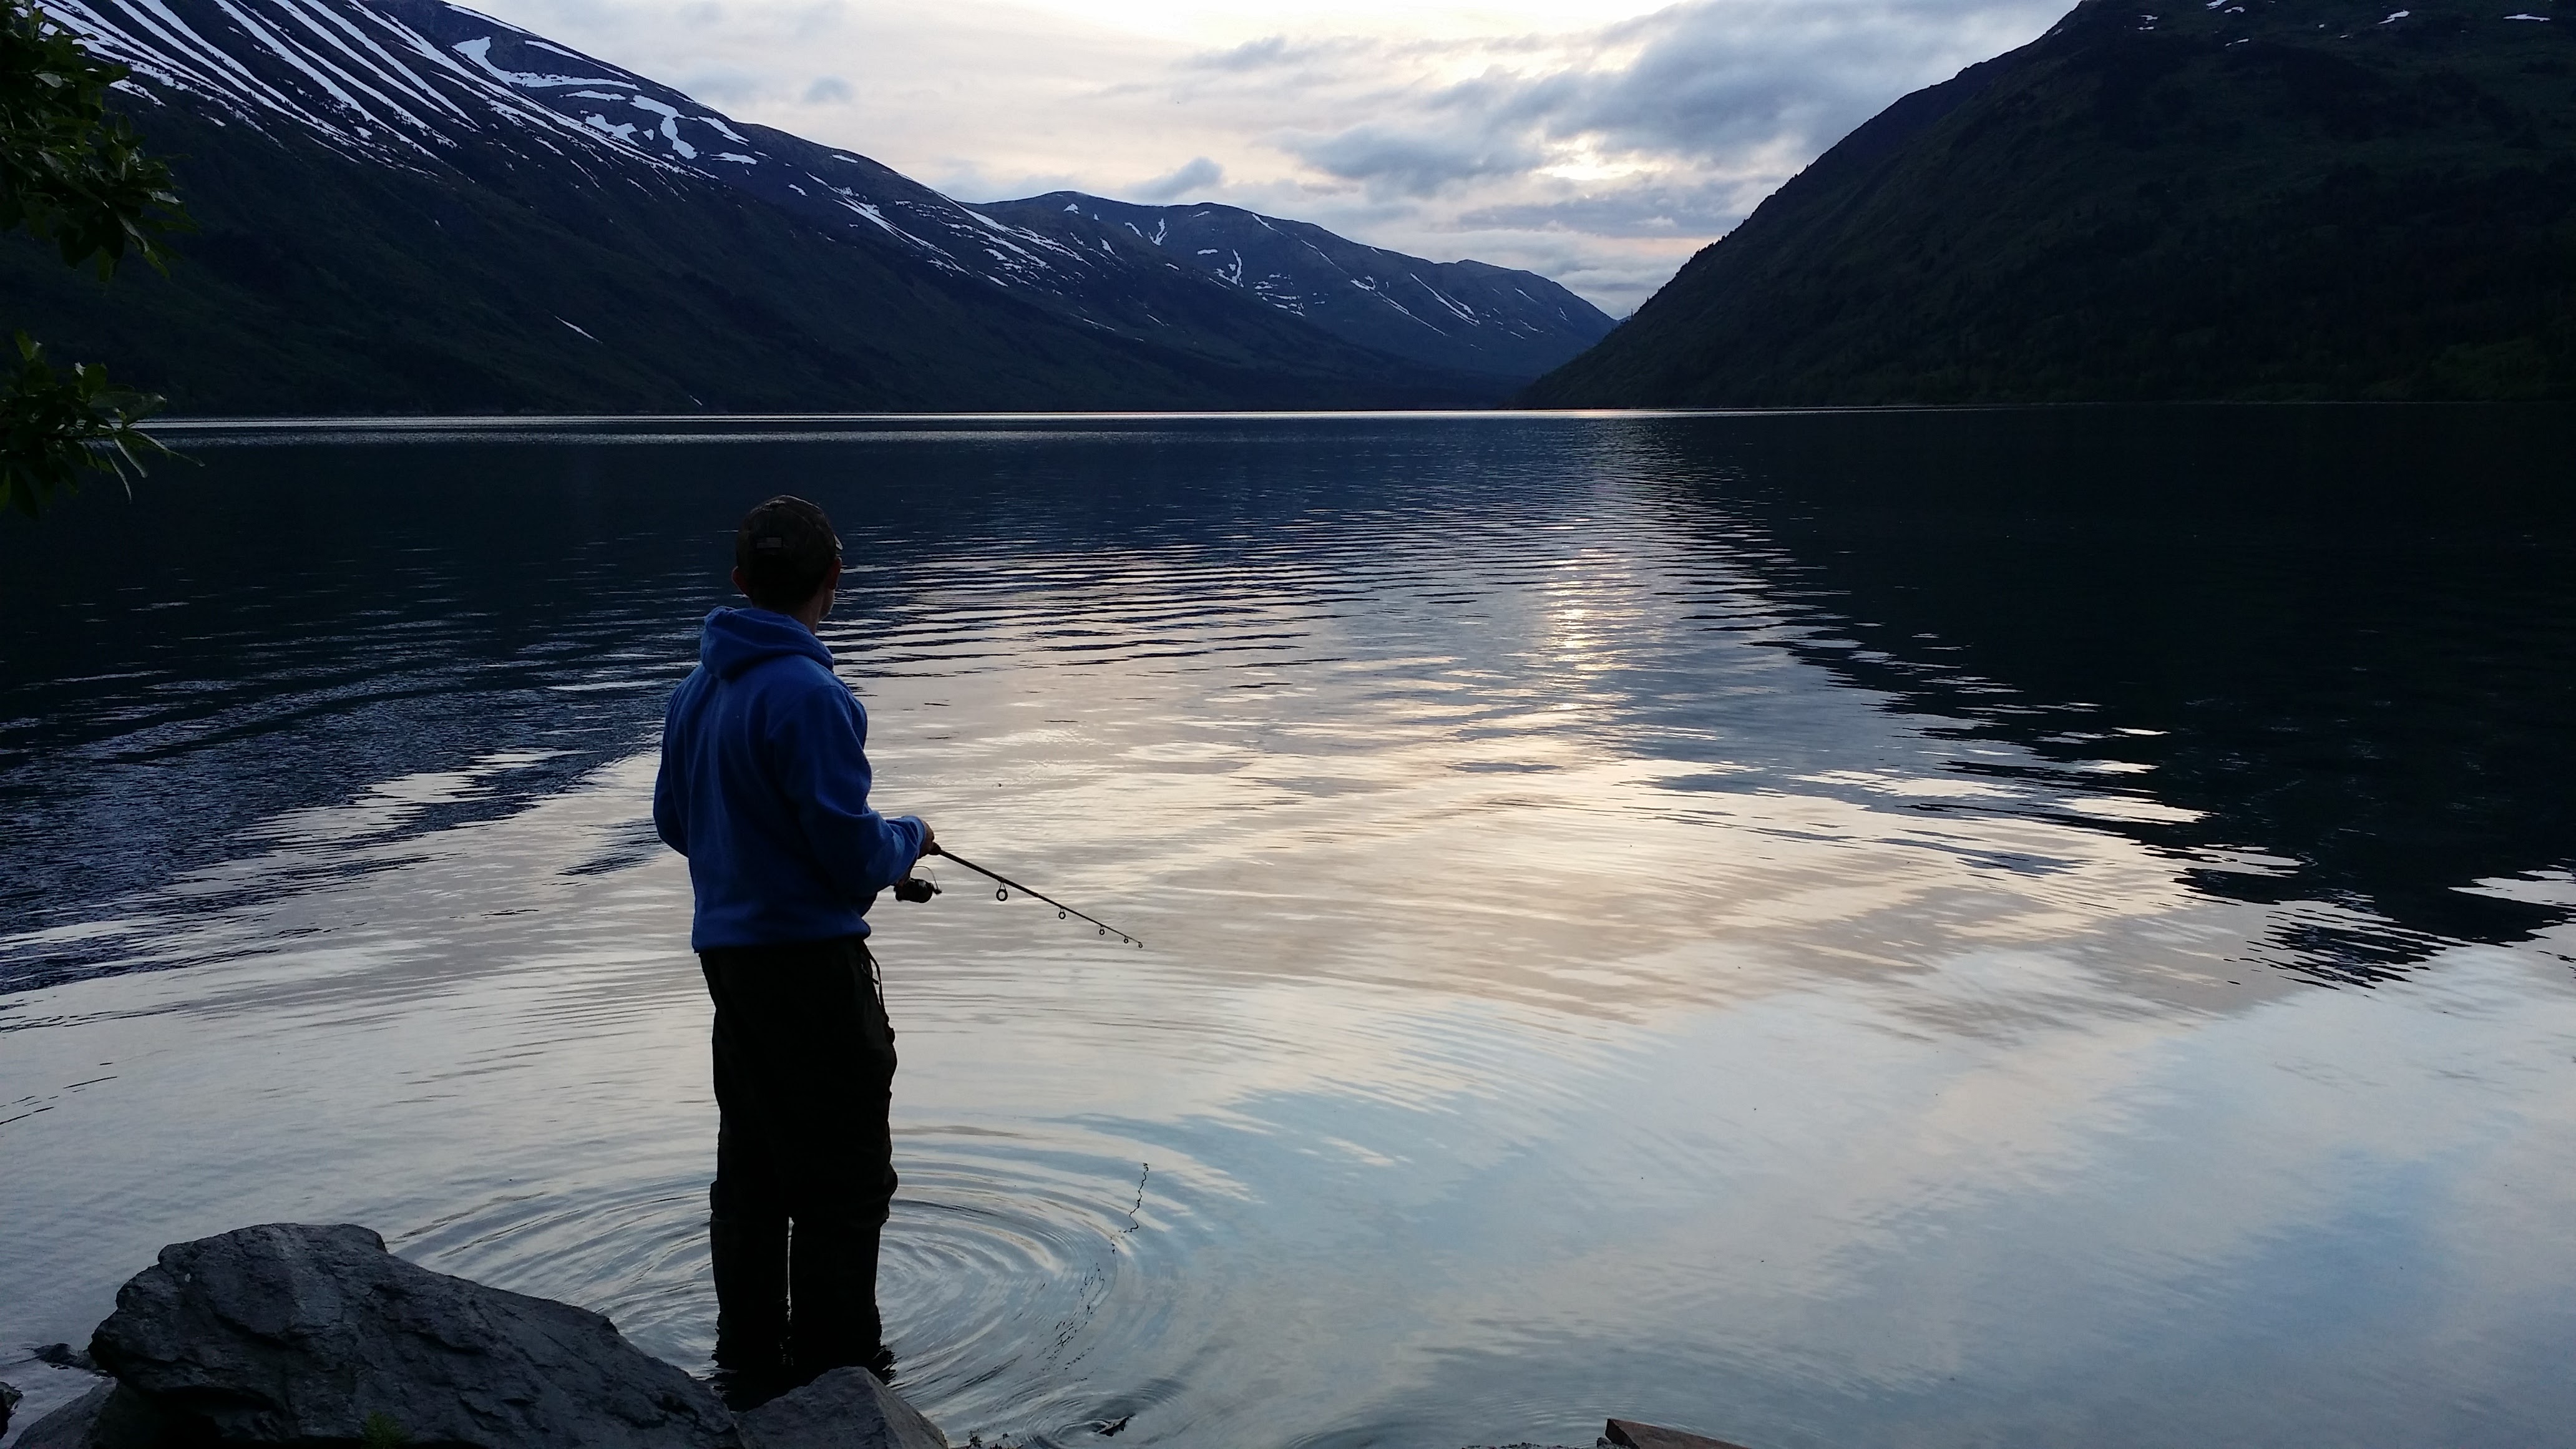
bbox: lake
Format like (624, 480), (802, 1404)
(3, 408), (2574, 1449)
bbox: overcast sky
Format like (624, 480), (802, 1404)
(468, 0), (2068, 313)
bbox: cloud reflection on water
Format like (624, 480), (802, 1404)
(3, 413), (2573, 1448)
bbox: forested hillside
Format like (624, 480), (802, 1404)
(1528, 0), (2576, 406)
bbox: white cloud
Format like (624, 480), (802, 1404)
(463, 0), (2070, 314)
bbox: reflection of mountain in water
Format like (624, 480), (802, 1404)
(1638, 406), (2576, 982)
(6, 410), (2567, 996)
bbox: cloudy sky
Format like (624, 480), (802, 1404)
(469, 0), (2069, 314)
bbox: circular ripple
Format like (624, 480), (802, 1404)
(376, 1131), (1217, 1447)
(876, 1139), (1212, 1443)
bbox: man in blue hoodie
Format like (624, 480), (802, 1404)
(653, 494), (933, 1403)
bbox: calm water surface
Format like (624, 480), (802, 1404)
(3, 409), (2574, 1448)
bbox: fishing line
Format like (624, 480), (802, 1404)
(897, 847), (1146, 947)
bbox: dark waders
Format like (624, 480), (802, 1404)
(698, 936), (898, 1400)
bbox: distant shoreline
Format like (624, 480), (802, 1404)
(136, 400), (2563, 431)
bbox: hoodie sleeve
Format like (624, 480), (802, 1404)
(652, 681), (691, 857)
(769, 674), (927, 901)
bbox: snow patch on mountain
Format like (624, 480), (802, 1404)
(57, 0), (1607, 379)
(451, 35), (610, 89)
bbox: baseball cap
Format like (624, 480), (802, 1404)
(734, 495), (842, 608)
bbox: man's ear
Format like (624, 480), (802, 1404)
(803, 562), (842, 620)
(729, 566), (751, 598)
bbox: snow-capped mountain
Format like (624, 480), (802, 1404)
(981, 194), (1616, 380)
(57, 0), (1219, 334)
(19, 0), (1603, 410)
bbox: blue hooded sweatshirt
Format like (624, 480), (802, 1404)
(654, 607), (928, 950)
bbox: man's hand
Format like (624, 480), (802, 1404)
(895, 818), (938, 904)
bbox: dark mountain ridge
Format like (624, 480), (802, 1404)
(977, 193), (1616, 381)
(1528, 0), (2576, 405)
(4, 0), (1589, 412)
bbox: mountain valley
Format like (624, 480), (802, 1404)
(5, 0), (1612, 414)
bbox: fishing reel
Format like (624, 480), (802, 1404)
(892, 876), (941, 904)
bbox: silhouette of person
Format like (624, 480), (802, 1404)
(653, 494), (934, 1405)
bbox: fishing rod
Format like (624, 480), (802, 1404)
(893, 847), (1146, 948)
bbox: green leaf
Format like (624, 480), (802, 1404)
(1, 0), (192, 276)
(0, 331), (181, 519)
(2, 0), (193, 520)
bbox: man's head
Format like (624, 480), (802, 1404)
(733, 495), (842, 620)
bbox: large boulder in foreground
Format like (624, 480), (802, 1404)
(85, 1223), (741, 1448)
(1606, 1419), (1757, 1449)
(739, 1368), (945, 1449)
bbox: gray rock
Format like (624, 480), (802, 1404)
(2, 1378), (18, 1434)
(739, 1368), (946, 1449)
(9, 1381), (109, 1449)
(10, 1381), (169, 1449)
(1604, 1420), (1757, 1449)
(88, 1222), (741, 1449)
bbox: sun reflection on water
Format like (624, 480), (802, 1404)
(4, 413), (2574, 1448)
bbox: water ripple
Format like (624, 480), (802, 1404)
(5, 412), (2574, 1449)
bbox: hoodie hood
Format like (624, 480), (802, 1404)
(698, 606), (834, 681)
